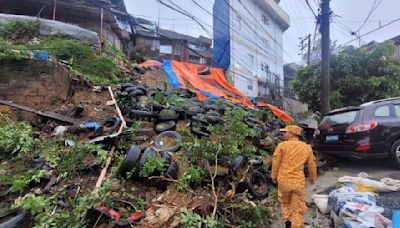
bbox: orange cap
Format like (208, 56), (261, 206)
(280, 125), (303, 136)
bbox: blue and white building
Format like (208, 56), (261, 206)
(213, 0), (290, 97)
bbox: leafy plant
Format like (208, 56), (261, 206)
(174, 208), (221, 228)
(36, 38), (121, 85)
(0, 121), (33, 157)
(182, 108), (257, 166)
(0, 20), (38, 42)
(59, 143), (107, 178)
(139, 156), (166, 177)
(177, 166), (205, 192)
(9, 169), (45, 193)
(15, 194), (49, 215)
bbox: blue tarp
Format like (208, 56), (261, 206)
(200, 90), (219, 99)
(162, 60), (183, 88)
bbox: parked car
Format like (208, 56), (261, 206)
(315, 97), (400, 168)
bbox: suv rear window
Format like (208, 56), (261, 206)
(321, 110), (358, 126)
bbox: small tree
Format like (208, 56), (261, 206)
(292, 41), (400, 112)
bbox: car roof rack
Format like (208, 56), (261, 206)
(360, 97), (400, 106)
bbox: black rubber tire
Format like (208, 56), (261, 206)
(124, 86), (137, 93)
(154, 131), (182, 152)
(160, 151), (172, 164)
(129, 110), (156, 120)
(118, 145), (141, 177)
(390, 140), (400, 169)
(129, 89), (146, 97)
(206, 110), (220, 117)
(139, 148), (157, 167)
(147, 102), (164, 112)
(155, 121), (176, 133)
(132, 85), (147, 93)
(164, 160), (179, 179)
(230, 156), (245, 172)
(157, 115), (178, 122)
(0, 208), (32, 228)
(248, 170), (269, 199)
(204, 104), (218, 111)
(158, 110), (178, 122)
(205, 115), (222, 125)
(121, 83), (135, 91)
(99, 117), (122, 134)
(169, 106), (186, 120)
(191, 128), (209, 137)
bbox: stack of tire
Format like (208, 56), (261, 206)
(118, 145), (179, 190)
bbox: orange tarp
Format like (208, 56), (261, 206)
(166, 60), (293, 123)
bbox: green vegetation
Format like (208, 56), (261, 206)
(0, 20), (123, 85)
(59, 143), (107, 178)
(176, 166), (205, 192)
(0, 20), (38, 42)
(37, 38), (121, 85)
(0, 121), (34, 157)
(139, 156), (166, 177)
(181, 108), (257, 166)
(292, 41), (400, 111)
(174, 208), (221, 228)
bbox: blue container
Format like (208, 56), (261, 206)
(32, 51), (49, 61)
(394, 210), (400, 228)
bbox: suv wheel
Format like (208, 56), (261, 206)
(390, 140), (400, 169)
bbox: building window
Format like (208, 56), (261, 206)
(262, 38), (269, 48)
(173, 45), (181, 55)
(248, 54), (254, 66)
(247, 79), (253, 91)
(236, 15), (242, 30)
(262, 14), (269, 25)
(151, 40), (160, 51)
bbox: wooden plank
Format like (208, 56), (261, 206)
(0, 100), (79, 125)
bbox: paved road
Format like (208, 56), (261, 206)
(272, 158), (400, 227)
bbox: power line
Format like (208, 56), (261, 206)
(305, 0), (318, 18)
(336, 16), (400, 51)
(356, 0), (383, 33)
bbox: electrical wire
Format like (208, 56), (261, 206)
(356, 0), (383, 33)
(336, 16), (400, 51)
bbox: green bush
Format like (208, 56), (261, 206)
(0, 121), (33, 157)
(0, 20), (38, 42)
(38, 38), (121, 85)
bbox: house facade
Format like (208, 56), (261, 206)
(213, 0), (290, 97)
(134, 17), (212, 65)
(0, 0), (134, 54)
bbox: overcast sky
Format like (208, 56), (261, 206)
(125, 0), (400, 63)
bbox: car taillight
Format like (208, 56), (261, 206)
(346, 122), (377, 134)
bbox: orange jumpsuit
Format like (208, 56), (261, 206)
(271, 138), (317, 228)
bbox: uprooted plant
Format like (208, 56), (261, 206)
(0, 120), (34, 157)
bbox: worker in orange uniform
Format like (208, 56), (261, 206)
(271, 125), (317, 228)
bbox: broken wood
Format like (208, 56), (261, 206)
(0, 99), (79, 125)
(94, 86), (126, 192)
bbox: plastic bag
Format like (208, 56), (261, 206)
(338, 176), (399, 192)
(312, 194), (330, 214)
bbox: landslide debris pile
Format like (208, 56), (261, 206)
(0, 19), (287, 228)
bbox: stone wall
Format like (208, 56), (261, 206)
(0, 59), (71, 106)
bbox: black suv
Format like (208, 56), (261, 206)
(316, 97), (400, 168)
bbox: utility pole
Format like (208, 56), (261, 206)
(299, 34), (311, 65)
(320, 0), (331, 115)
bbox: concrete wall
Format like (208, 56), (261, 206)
(0, 59), (71, 106)
(282, 97), (308, 115)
